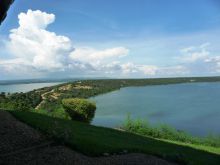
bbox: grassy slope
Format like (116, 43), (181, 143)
(10, 111), (220, 165)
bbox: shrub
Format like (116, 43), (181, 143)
(14, 101), (32, 111)
(122, 114), (220, 147)
(62, 98), (96, 123)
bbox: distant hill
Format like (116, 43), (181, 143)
(0, 77), (110, 85)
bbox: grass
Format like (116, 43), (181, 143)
(10, 110), (220, 165)
(34, 107), (70, 120)
(122, 115), (220, 148)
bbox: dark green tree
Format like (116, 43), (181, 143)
(62, 98), (96, 123)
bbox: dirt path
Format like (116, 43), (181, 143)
(35, 89), (55, 110)
(0, 111), (178, 165)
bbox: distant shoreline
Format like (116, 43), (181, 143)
(1, 76), (220, 85)
(0, 79), (78, 85)
(0, 77), (109, 85)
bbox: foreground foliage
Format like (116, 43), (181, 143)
(10, 111), (220, 165)
(122, 115), (220, 148)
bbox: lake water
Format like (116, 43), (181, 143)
(91, 82), (220, 136)
(0, 82), (62, 93)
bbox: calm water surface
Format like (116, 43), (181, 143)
(0, 82), (62, 93)
(91, 82), (220, 136)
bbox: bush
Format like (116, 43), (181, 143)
(14, 101), (32, 111)
(62, 98), (96, 123)
(122, 114), (220, 147)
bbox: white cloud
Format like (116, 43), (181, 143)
(0, 58), (43, 78)
(70, 47), (129, 63)
(69, 46), (131, 76)
(117, 63), (189, 77)
(0, 58), (30, 72)
(180, 46), (195, 53)
(1, 10), (134, 78)
(1, 10), (219, 79)
(138, 65), (158, 75)
(6, 10), (73, 71)
(204, 56), (220, 73)
(18, 10), (55, 29)
(121, 63), (158, 75)
(175, 43), (220, 75)
(179, 43), (210, 62)
(121, 63), (138, 74)
(158, 65), (189, 76)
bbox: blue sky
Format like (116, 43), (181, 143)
(0, 0), (220, 79)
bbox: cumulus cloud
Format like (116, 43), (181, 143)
(70, 47), (129, 63)
(120, 63), (158, 75)
(179, 43), (210, 62)
(1, 10), (219, 79)
(176, 43), (220, 75)
(0, 10), (132, 77)
(18, 10), (55, 29)
(6, 10), (73, 71)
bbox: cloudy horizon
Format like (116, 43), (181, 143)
(1, 1), (220, 80)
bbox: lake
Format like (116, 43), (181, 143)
(0, 82), (62, 93)
(91, 82), (220, 136)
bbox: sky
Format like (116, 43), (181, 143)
(0, 0), (220, 80)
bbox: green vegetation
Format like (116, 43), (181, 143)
(2, 77), (220, 114)
(10, 111), (220, 165)
(0, 87), (49, 111)
(33, 108), (70, 120)
(122, 115), (220, 147)
(1, 77), (220, 164)
(62, 98), (96, 123)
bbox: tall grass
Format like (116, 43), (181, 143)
(122, 114), (220, 147)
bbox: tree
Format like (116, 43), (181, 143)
(62, 98), (96, 123)
(0, 92), (6, 99)
(14, 101), (32, 111)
